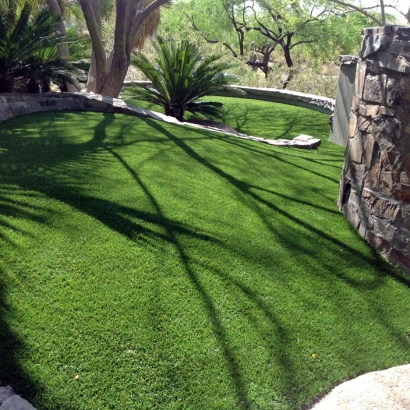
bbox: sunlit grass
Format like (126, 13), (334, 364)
(0, 99), (409, 410)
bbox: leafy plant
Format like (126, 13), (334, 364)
(130, 35), (238, 121)
(0, 2), (79, 93)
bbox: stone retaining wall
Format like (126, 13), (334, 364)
(212, 86), (335, 115)
(124, 82), (336, 115)
(0, 87), (335, 126)
(338, 26), (410, 275)
(0, 92), (154, 124)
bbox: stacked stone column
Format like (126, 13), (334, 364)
(338, 26), (410, 275)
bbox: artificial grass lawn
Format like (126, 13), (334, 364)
(0, 98), (409, 410)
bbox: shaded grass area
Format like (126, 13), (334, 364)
(0, 100), (409, 410)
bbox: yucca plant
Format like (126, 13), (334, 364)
(0, 2), (79, 93)
(131, 36), (238, 121)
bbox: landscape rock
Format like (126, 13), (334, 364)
(0, 387), (37, 410)
(0, 395), (37, 410)
(263, 135), (321, 149)
(0, 387), (15, 404)
(310, 364), (410, 410)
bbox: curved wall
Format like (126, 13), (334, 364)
(0, 87), (335, 125)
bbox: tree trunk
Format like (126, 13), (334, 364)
(280, 36), (294, 89)
(81, 0), (171, 98)
(45, 0), (79, 92)
(99, 0), (130, 96)
(79, 0), (107, 93)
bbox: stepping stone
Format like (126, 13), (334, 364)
(289, 134), (322, 149)
(263, 139), (290, 146)
(261, 134), (321, 149)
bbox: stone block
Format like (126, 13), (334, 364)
(380, 149), (400, 170)
(343, 205), (361, 229)
(361, 34), (392, 58)
(348, 186), (362, 209)
(388, 40), (410, 58)
(402, 210), (410, 230)
(349, 134), (364, 163)
(362, 188), (376, 204)
(372, 116), (400, 145)
(365, 163), (381, 191)
(366, 230), (391, 254)
(364, 134), (379, 169)
(371, 215), (397, 240)
(358, 104), (367, 116)
(380, 171), (394, 195)
(346, 163), (366, 188)
(388, 248), (410, 275)
(363, 26), (393, 36)
(373, 198), (400, 221)
(395, 27), (410, 40)
(386, 78), (403, 106)
(348, 112), (358, 138)
(379, 106), (395, 116)
(363, 75), (386, 103)
(358, 222), (367, 237)
(358, 117), (371, 132)
(366, 58), (381, 74)
(355, 61), (367, 99)
(393, 230), (410, 257)
(366, 104), (379, 116)
(378, 52), (410, 73)
(351, 96), (359, 112)
(400, 172), (410, 184)
(394, 185), (410, 202)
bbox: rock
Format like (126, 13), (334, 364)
(310, 364), (410, 410)
(0, 395), (37, 410)
(262, 135), (321, 149)
(0, 387), (37, 410)
(0, 387), (15, 404)
(289, 135), (322, 149)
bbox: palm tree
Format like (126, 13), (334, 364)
(130, 36), (238, 121)
(0, 2), (79, 93)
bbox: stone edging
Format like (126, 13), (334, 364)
(124, 82), (336, 115)
(0, 92), (326, 149)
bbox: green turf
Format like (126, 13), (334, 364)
(0, 99), (409, 410)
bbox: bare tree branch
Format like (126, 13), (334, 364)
(186, 13), (239, 57)
(327, 0), (383, 25)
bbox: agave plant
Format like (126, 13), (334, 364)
(0, 2), (79, 93)
(131, 36), (238, 121)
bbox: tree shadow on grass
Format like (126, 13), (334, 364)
(1, 111), (410, 408)
(1, 113), (244, 407)
(144, 118), (410, 405)
(0, 270), (43, 404)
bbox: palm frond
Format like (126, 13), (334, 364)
(131, 35), (237, 121)
(0, 1), (79, 93)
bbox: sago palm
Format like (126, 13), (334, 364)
(131, 36), (237, 121)
(0, 2), (78, 93)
